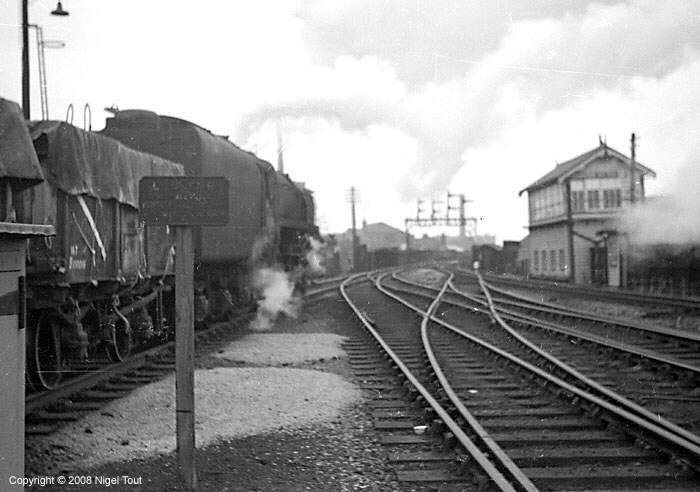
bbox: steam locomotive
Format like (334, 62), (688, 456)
(1, 99), (316, 389)
(100, 109), (317, 314)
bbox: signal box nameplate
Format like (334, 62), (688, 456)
(139, 177), (229, 226)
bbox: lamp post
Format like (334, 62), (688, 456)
(21, 1), (69, 120)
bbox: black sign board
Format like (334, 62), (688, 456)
(139, 177), (229, 226)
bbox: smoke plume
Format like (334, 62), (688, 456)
(620, 160), (700, 244)
(305, 236), (326, 276)
(251, 268), (300, 331)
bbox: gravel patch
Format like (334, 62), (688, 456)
(28, 295), (398, 490)
(28, 367), (360, 472)
(36, 403), (391, 492)
(213, 333), (347, 365)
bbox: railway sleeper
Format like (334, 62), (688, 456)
(522, 463), (696, 489)
(507, 444), (660, 467)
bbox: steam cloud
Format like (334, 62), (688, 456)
(305, 236), (327, 276)
(620, 161), (700, 244)
(251, 268), (300, 331)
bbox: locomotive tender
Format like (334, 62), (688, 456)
(0, 98), (316, 389)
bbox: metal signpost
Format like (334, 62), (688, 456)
(139, 177), (229, 491)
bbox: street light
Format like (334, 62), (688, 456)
(51, 2), (69, 16)
(22, 1), (69, 119)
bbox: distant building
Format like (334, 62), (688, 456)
(501, 240), (520, 275)
(409, 233), (495, 252)
(331, 221), (496, 272)
(357, 221), (407, 250)
(516, 234), (531, 275)
(472, 240), (520, 274)
(331, 222), (408, 273)
(519, 140), (655, 286)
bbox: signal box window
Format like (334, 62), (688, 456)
(603, 189), (622, 208)
(587, 190), (600, 209)
(571, 190), (585, 212)
(541, 250), (547, 272)
(550, 250), (556, 271)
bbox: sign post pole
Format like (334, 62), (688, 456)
(175, 226), (196, 490)
(139, 177), (229, 492)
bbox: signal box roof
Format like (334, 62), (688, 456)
(519, 142), (656, 196)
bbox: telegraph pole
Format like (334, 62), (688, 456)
(347, 187), (359, 271)
(404, 219), (411, 252)
(629, 133), (636, 204)
(623, 132), (637, 290)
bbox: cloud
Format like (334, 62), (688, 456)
(238, 1), (700, 239)
(450, 56), (700, 240)
(2, 1), (698, 240)
(296, 0), (624, 85)
(1, 0), (308, 130)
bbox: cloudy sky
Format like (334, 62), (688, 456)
(2, 0), (698, 241)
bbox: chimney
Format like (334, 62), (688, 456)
(276, 126), (284, 174)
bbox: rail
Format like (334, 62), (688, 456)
(384, 269), (700, 467)
(393, 270), (700, 449)
(482, 279), (700, 343)
(340, 273), (520, 492)
(374, 273), (538, 491)
(458, 268), (700, 311)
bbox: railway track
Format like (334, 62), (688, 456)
(462, 269), (700, 313)
(398, 270), (700, 440)
(342, 269), (700, 490)
(446, 270), (700, 433)
(25, 280), (345, 436)
(469, 277), (700, 374)
(478, 279), (700, 361)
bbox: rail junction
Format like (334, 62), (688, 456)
(340, 266), (700, 490)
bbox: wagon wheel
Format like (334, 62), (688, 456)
(26, 313), (63, 390)
(104, 311), (133, 362)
